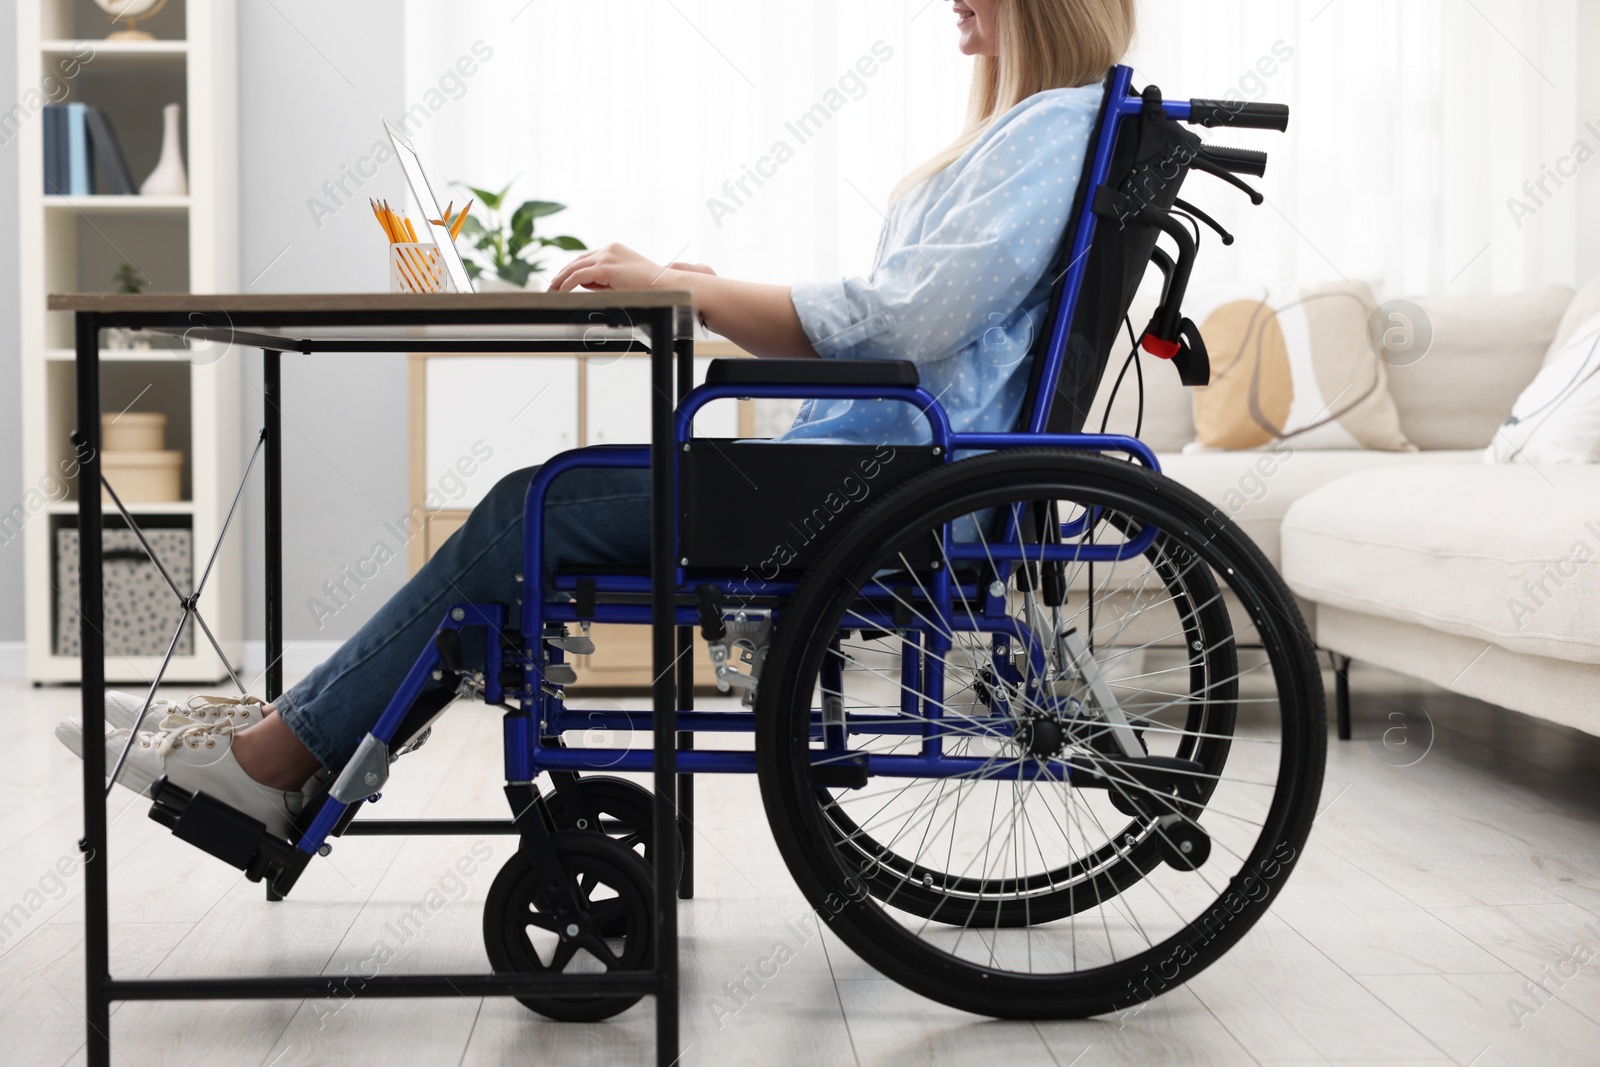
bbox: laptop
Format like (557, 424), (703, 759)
(384, 119), (477, 294)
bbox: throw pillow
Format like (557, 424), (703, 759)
(1188, 280), (1414, 451)
(1486, 310), (1600, 464)
(1548, 272), (1600, 360)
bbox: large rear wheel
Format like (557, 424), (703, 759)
(756, 449), (1324, 1019)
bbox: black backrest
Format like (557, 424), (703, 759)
(1019, 78), (1202, 434)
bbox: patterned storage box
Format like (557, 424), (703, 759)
(55, 527), (194, 658)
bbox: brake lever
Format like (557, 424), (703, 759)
(1174, 198), (1233, 245)
(1190, 156), (1264, 205)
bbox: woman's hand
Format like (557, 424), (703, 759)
(548, 243), (813, 358)
(548, 243), (679, 292)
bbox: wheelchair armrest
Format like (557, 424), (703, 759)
(704, 358), (919, 388)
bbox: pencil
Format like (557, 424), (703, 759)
(402, 245), (433, 290)
(370, 199), (393, 241)
(392, 241), (422, 289)
(379, 200), (400, 243)
(449, 199), (472, 241)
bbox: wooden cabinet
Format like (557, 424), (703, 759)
(409, 342), (752, 689)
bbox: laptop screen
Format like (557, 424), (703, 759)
(384, 119), (477, 294)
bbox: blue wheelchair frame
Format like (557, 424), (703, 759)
(296, 64), (1234, 856)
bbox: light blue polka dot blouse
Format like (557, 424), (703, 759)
(782, 85), (1101, 445)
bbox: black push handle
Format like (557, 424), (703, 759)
(1196, 144), (1268, 178)
(1186, 99), (1290, 132)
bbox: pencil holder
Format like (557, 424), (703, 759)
(389, 242), (452, 293)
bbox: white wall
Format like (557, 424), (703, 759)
(0, 10), (22, 644)
(236, 0), (407, 646)
(1578, 0), (1600, 287)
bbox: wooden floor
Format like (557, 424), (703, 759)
(3, 661), (1600, 1066)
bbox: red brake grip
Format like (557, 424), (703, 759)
(1141, 333), (1181, 360)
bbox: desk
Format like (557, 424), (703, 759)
(49, 291), (694, 1067)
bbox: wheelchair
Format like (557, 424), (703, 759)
(147, 66), (1325, 1023)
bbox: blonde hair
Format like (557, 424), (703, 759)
(891, 0), (1137, 203)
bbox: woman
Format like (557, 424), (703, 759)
(60, 0), (1137, 839)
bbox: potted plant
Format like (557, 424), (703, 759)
(452, 180), (586, 291)
(107, 263), (151, 349)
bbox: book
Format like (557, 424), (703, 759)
(42, 104), (65, 195)
(66, 102), (91, 195)
(83, 106), (136, 195)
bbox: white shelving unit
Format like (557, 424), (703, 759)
(16, 0), (240, 684)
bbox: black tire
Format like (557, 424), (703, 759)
(544, 774), (683, 869)
(756, 449), (1324, 1019)
(482, 831), (653, 1022)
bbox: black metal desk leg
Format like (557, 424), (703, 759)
(76, 313), (112, 1067)
(263, 350), (285, 902)
(263, 350), (284, 703)
(650, 308), (680, 1066)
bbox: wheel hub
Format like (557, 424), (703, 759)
(1016, 713), (1067, 758)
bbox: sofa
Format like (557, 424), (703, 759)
(1085, 279), (1600, 740)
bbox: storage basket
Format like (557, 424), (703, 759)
(101, 411), (167, 452)
(102, 450), (183, 503)
(55, 526), (193, 658)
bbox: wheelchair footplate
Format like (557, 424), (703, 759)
(147, 775), (320, 897)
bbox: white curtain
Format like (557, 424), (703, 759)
(1129, 0), (1581, 298)
(403, 0), (1583, 301)
(401, 0), (973, 293)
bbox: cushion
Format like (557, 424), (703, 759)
(1280, 463), (1600, 665)
(1385, 285), (1572, 450)
(1486, 311), (1600, 464)
(1549, 273), (1600, 359)
(1157, 448), (1482, 567)
(1187, 280), (1413, 452)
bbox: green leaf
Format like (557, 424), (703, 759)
(508, 202), (549, 241)
(501, 259), (534, 287)
(540, 235), (587, 251)
(463, 260), (482, 280)
(459, 215), (488, 237)
(454, 181), (511, 212)
(514, 200), (567, 220)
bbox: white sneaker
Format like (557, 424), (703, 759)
(55, 714), (304, 840)
(128, 692), (269, 730)
(56, 690), (269, 748)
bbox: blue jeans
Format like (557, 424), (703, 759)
(276, 465), (650, 770)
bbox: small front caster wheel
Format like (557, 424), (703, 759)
(482, 831), (654, 1022)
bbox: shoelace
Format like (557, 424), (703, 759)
(180, 694), (268, 719)
(129, 694), (266, 731)
(140, 713), (246, 757)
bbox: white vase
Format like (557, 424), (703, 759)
(140, 102), (187, 197)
